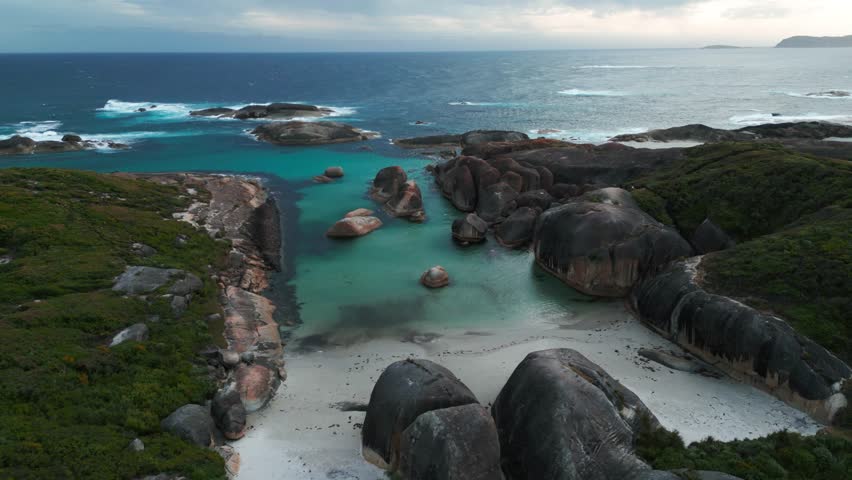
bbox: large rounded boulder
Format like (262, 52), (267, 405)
(362, 359), (478, 469)
(398, 404), (504, 480)
(212, 385), (247, 440)
(385, 180), (425, 221)
(161, 404), (222, 447)
(476, 182), (519, 223)
(495, 207), (539, 248)
(326, 216), (383, 237)
(452, 213), (488, 244)
(533, 189), (693, 296)
(371, 166), (408, 201)
(492, 349), (659, 480)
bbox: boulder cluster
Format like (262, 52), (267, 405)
(369, 166), (426, 222)
(420, 125), (852, 425)
(190, 103), (334, 120)
(0, 134), (128, 156)
(362, 352), (741, 480)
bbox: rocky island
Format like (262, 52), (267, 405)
(777, 34), (852, 48)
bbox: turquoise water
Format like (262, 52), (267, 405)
(3, 50), (851, 345)
(0, 137), (590, 345)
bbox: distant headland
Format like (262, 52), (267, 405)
(776, 35), (852, 48)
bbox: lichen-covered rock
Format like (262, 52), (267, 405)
(161, 404), (221, 447)
(533, 195), (693, 297)
(452, 213), (488, 244)
(631, 259), (852, 424)
(398, 404), (504, 480)
(495, 207), (539, 248)
(362, 359), (478, 469)
(492, 349), (660, 480)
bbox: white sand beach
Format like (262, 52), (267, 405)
(234, 302), (820, 480)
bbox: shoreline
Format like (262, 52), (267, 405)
(234, 302), (820, 480)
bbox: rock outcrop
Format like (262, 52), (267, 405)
(251, 121), (375, 146)
(362, 359), (478, 469)
(492, 349), (660, 480)
(109, 323), (149, 347)
(398, 404), (504, 480)
(631, 259), (852, 424)
(533, 189), (693, 296)
(394, 130), (528, 149)
(0, 134), (128, 156)
(610, 121), (852, 143)
(190, 103), (333, 120)
(369, 167), (426, 222)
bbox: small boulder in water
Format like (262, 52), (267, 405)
(61, 134), (82, 143)
(371, 166), (408, 201)
(137, 108), (147, 113)
(384, 180), (425, 222)
(421, 266), (449, 288)
(324, 166), (344, 178)
(327, 216), (383, 237)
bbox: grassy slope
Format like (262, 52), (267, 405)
(630, 143), (852, 363)
(0, 169), (226, 479)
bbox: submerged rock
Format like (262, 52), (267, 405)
(362, 359), (478, 468)
(251, 121), (373, 146)
(492, 349), (660, 480)
(398, 404), (504, 480)
(533, 190), (693, 297)
(421, 266), (450, 288)
(326, 216), (383, 237)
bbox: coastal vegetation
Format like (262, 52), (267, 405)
(637, 427), (852, 480)
(630, 143), (852, 363)
(0, 169), (227, 479)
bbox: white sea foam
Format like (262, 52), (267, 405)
(448, 101), (521, 107)
(729, 112), (852, 126)
(98, 99), (357, 122)
(576, 65), (665, 69)
(558, 88), (627, 97)
(97, 100), (195, 119)
(779, 91), (851, 100)
(529, 127), (647, 144)
(1, 119), (204, 150)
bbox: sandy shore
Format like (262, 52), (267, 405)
(234, 301), (819, 480)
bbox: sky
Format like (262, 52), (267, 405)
(1, 0), (850, 52)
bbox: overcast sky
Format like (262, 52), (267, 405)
(1, 0), (850, 52)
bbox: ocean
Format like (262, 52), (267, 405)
(1, 48), (851, 343)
